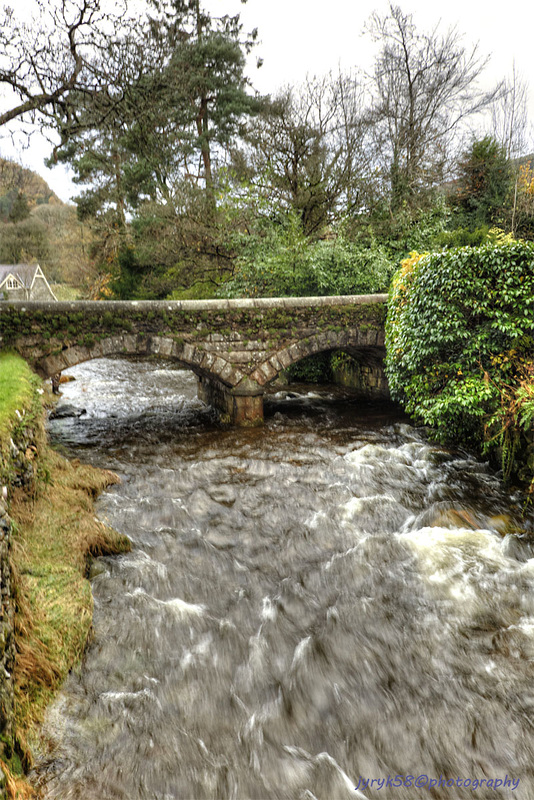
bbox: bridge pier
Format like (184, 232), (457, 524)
(197, 376), (264, 427)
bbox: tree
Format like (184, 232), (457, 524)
(0, 0), (141, 138)
(7, 191), (30, 222)
(366, 4), (500, 210)
(234, 72), (369, 236)
(453, 136), (513, 229)
(220, 211), (394, 299)
(489, 65), (533, 236)
(0, 216), (50, 263)
(46, 0), (261, 297)
(90, 0), (261, 206)
(156, 1), (260, 194)
(511, 159), (534, 240)
(491, 64), (530, 160)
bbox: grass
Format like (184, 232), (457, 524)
(10, 448), (130, 753)
(0, 355), (131, 795)
(0, 353), (36, 444)
(49, 284), (84, 301)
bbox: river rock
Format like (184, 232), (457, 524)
(208, 485), (237, 506)
(50, 404), (87, 419)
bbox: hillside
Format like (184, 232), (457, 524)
(0, 157), (96, 292)
(0, 157), (61, 219)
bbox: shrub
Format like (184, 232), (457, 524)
(220, 213), (395, 298)
(385, 241), (534, 483)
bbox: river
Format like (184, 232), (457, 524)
(33, 357), (534, 799)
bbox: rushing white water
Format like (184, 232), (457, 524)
(33, 358), (533, 799)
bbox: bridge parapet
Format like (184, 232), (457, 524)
(0, 295), (388, 425)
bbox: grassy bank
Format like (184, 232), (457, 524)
(0, 354), (36, 450)
(0, 352), (130, 795)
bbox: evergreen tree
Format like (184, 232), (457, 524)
(454, 136), (513, 229)
(8, 192), (30, 223)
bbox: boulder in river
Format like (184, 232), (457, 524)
(50, 404), (87, 420)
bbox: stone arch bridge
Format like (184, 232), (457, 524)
(0, 295), (387, 425)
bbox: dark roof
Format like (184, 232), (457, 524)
(0, 263), (41, 287)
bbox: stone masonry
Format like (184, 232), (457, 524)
(0, 295), (388, 425)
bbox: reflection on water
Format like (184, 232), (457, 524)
(34, 358), (534, 799)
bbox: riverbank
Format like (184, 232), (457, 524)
(0, 352), (130, 798)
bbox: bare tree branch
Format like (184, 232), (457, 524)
(365, 3), (502, 207)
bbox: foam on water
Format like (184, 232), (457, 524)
(36, 357), (534, 800)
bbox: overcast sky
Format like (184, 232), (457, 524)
(1, 0), (532, 202)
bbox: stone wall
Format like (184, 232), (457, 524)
(0, 296), (387, 382)
(0, 396), (40, 791)
(0, 296), (388, 425)
(332, 354), (390, 398)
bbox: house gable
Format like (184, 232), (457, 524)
(27, 265), (57, 301)
(0, 263), (57, 301)
(0, 273), (23, 291)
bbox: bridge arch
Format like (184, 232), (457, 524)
(247, 329), (386, 389)
(34, 334), (250, 387)
(2, 295), (387, 425)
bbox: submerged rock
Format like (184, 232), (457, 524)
(50, 404), (87, 419)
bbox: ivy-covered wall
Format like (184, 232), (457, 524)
(0, 500), (16, 796)
(385, 243), (534, 491)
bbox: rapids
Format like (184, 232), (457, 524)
(33, 357), (534, 799)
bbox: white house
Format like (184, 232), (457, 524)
(0, 264), (57, 301)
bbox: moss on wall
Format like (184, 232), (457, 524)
(0, 300), (386, 366)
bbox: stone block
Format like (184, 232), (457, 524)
(41, 354), (67, 377)
(219, 362), (239, 384)
(314, 332), (330, 349)
(226, 351), (255, 364)
(63, 346), (89, 368)
(288, 343), (303, 360)
(182, 343), (195, 362)
(277, 349), (293, 369)
(232, 394), (264, 426)
(257, 361), (278, 383)
(268, 354), (284, 372)
(122, 335), (138, 353)
(200, 352), (216, 370)
(157, 337), (174, 356)
(325, 331), (339, 346)
(212, 357), (228, 377)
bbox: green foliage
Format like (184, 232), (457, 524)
(221, 214), (394, 298)
(287, 352), (333, 383)
(128, 188), (239, 300)
(453, 136), (513, 229)
(0, 158), (58, 221)
(433, 225), (491, 249)
(0, 352), (36, 444)
(8, 191), (30, 222)
(108, 246), (144, 299)
(0, 216), (50, 264)
(168, 281), (222, 300)
(354, 193), (451, 261)
(386, 242), (534, 482)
